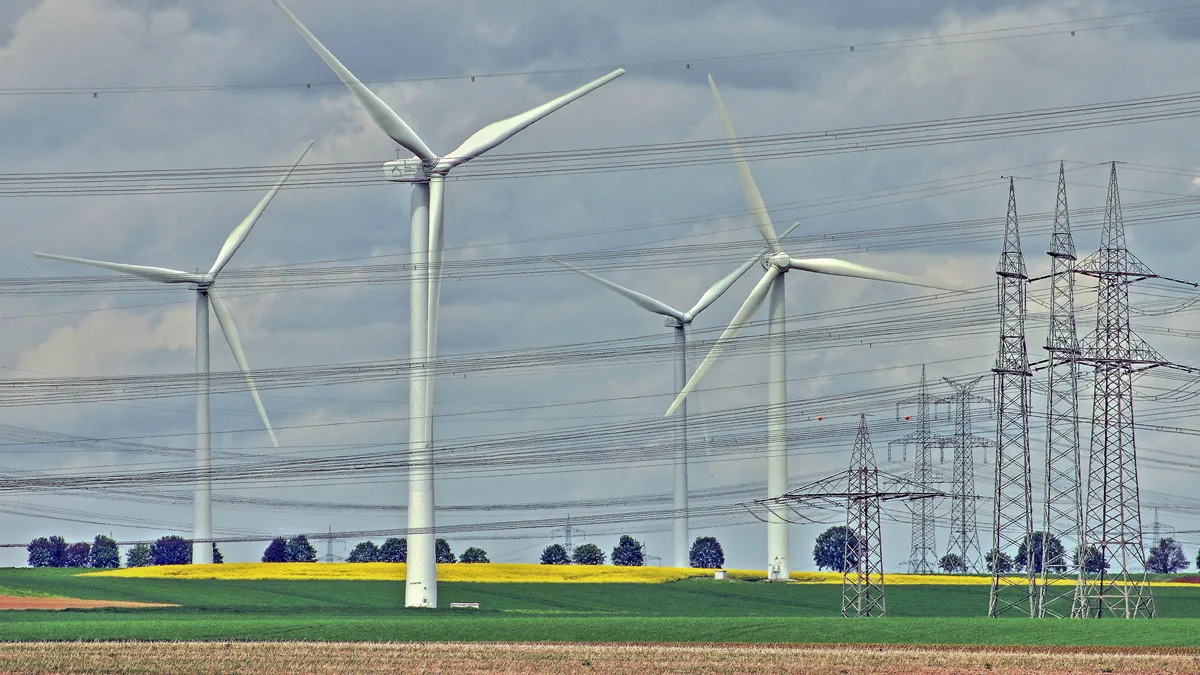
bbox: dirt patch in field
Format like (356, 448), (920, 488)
(0, 595), (177, 611)
(1169, 575), (1200, 583)
(0, 642), (1198, 674)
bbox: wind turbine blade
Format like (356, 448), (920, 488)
(685, 252), (760, 320)
(271, 0), (436, 162)
(555, 261), (684, 321)
(208, 289), (279, 448)
(439, 69), (625, 171)
(34, 253), (204, 284)
(666, 266), (779, 416)
(709, 74), (780, 253)
(209, 141), (313, 278)
(778, 220), (802, 242)
(787, 257), (958, 291)
(685, 221), (802, 319)
(426, 176), (446, 359)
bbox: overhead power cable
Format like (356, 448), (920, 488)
(4, 91), (1200, 196)
(0, 5), (1194, 98)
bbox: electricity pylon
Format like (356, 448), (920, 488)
(1039, 162), (1085, 617)
(843, 414), (885, 617)
(890, 366), (939, 575)
(936, 376), (990, 573)
(989, 178), (1035, 618)
(1072, 163), (1162, 619)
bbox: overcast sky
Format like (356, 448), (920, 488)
(1, 0), (1200, 574)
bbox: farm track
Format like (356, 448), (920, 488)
(0, 642), (1199, 674)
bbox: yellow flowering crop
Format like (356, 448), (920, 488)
(86, 563), (725, 583)
(82, 563), (1200, 587)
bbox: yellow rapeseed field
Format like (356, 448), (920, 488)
(82, 563), (1200, 586)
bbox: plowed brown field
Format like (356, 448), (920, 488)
(0, 642), (1198, 674)
(0, 596), (176, 610)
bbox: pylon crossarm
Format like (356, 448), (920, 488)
(1153, 275), (1197, 288)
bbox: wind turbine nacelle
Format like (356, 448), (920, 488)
(384, 157), (429, 183)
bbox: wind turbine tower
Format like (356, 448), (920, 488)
(272, 0), (623, 607)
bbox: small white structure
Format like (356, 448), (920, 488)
(714, 570), (728, 580)
(449, 602), (480, 610)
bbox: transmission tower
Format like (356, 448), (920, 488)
(551, 515), (586, 559)
(1072, 163), (1162, 619)
(989, 178), (1036, 618)
(936, 376), (990, 573)
(843, 414), (886, 617)
(1039, 161), (1086, 617)
(890, 366), (939, 574)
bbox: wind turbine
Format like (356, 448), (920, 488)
(34, 141), (313, 564)
(271, 0), (624, 607)
(557, 221), (801, 568)
(665, 76), (956, 580)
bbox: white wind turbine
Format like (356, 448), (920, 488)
(271, 0), (624, 607)
(34, 141), (313, 564)
(665, 76), (956, 579)
(557, 221), (801, 568)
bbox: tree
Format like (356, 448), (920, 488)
(612, 535), (645, 567)
(261, 537), (288, 563)
(813, 526), (857, 572)
(939, 553), (967, 573)
(540, 544), (569, 565)
(90, 535), (120, 569)
(1015, 532), (1066, 574)
(150, 536), (191, 566)
(379, 537), (407, 563)
(348, 540), (380, 563)
(573, 543), (605, 566)
(125, 543), (152, 568)
(27, 537), (66, 568)
(460, 547), (490, 563)
(285, 535), (318, 563)
(212, 543), (224, 564)
(64, 542), (91, 568)
(689, 536), (724, 569)
(985, 548), (1014, 574)
(1074, 545), (1109, 575)
(436, 538), (456, 564)
(1147, 537), (1189, 574)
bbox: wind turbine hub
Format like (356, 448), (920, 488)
(768, 252), (790, 270)
(667, 316), (690, 328)
(384, 156), (437, 183)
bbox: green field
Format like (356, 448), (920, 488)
(2, 568), (1200, 645)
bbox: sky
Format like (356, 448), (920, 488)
(2, 0), (1200, 576)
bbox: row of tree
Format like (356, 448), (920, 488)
(261, 536), (318, 563)
(28, 535), (221, 568)
(28, 536), (120, 568)
(537, 536), (725, 568)
(812, 527), (1194, 575)
(341, 538), (488, 564)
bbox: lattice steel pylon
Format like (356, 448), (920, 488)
(890, 366), (939, 574)
(989, 178), (1036, 618)
(1039, 162), (1086, 617)
(843, 414), (885, 617)
(936, 376), (990, 573)
(1072, 163), (1160, 619)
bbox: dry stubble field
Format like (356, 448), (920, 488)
(0, 642), (1199, 675)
